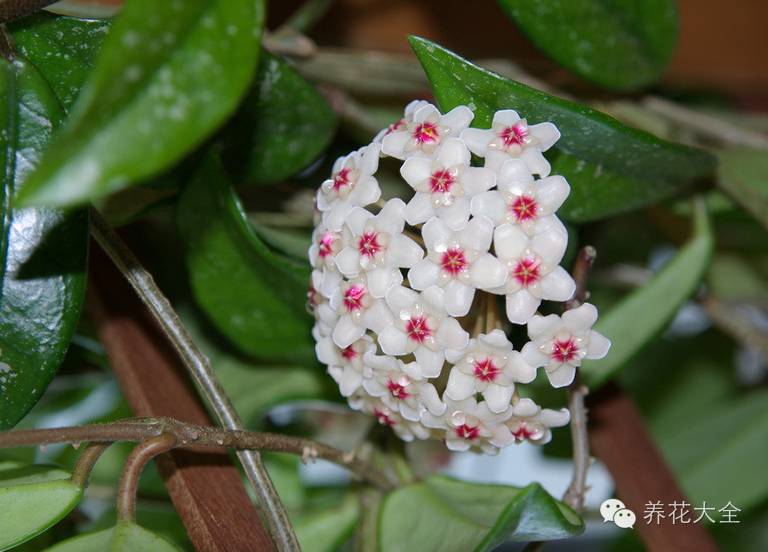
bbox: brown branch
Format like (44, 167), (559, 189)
(71, 442), (110, 488)
(0, 417), (397, 491)
(117, 433), (177, 522)
(0, 0), (58, 23)
(562, 246), (597, 511)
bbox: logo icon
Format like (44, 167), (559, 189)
(600, 498), (636, 529)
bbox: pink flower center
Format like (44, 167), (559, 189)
(429, 169), (455, 193)
(341, 346), (358, 361)
(412, 122), (440, 145)
(357, 231), (382, 258)
(551, 338), (578, 363)
(343, 285), (366, 312)
(387, 379), (410, 400)
(455, 423), (479, 440)
(440, 247), (467, 276)
(510, 195), (538, 222)
(374, 408), (396, 426)
(512, 423), (535, 442)
(473, 357), (501, 382)
(307, 285), (319, 309)
(512, 257), (541, 287)
(332, 167), (353, 192)
(318, 231), (336, 258)
(499, 123), (528, 148)
(406, 315), (432, 343)
(385, 118), (406, 136)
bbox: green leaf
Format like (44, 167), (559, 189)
(11, 13), (110, 110)
(0, 464), (83, 550)
(16, 0), (265, 208)
(497, 0), (678, 90)
(716, 148), (768, 230)
(379, 475), (583, 551)
(45, 521), (181, 552)
(581, 199), (714, 387)
(409, 37), (716, 222)
(223, 51), (336, 185)
(177, 154), (314, 362)
(0, 57), (87, 429)
(295, 494), (358, 552)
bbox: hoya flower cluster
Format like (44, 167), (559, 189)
(309, 101), (610, 454)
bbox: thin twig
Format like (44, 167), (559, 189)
(563, 246), (597, 512)
(70, 442), (110, 487)
(117, 433), (177, 522)
(88, 209), (300, 551)
(643, 96), (768, 151)
(0, 417), (397, 490)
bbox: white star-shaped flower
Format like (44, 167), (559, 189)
(521, 303), (611, 388)
(318, 335), (376, 397)
(400, 137), (496, 230)
(491, 217), (575, 324)
(422, 397), (513, 454)
(378, 286), (469, 377)
(333, 199), (423, 298)
(348, 392), (431, 441)
(362, 353), (445, 422)
(506, 398), (570, 445)
(317, 143), (381, 231)
(407, 216), (507, 317)
(382, 103), (474, 160)
(444, 330), (537, 413)
(470, 159), (570, 235)
(461, 110), (560, 175)
(374, 99), (431, 144)
(329, 277), (393, 349)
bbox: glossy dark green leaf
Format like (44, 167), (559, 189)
(581, 199), (713, 387)
(45, 521), (181, 552)
(11, 13), (110, 110)
(409, 37), (716, 222)
(223, 51), (336, 185)
(17, 0), (265, 208)
(497, 0), (678, 90)
(295, 495), (358, 552)
(716, 148), (768, 230)
(0, 463), (83, 550)
(379, 475), (583, 551)
(0, 57), (87, 429)
(177, 154), (314, 362)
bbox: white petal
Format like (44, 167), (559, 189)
(361, 300), (394, 333)
(484, 384), (514, 414)
(350, 176), (381, 208)
(367, 267), (401, 298)
(484, 150), (509, 172)
(546, 363), (576, 388)
(414, 347), (445, 378)
(482, 329), (511, 349)
(562, 303), (598, 332)
(444, 280), (475, 317)
(470, 191), (506, 225)
(334, 247), (361, 277)
(460, 216), (493, 251)
(323, 202), (354, 231)
(527, 313), (561, 339)
(318, 269), (342, 299)
(494, 224), (529, 259)
(436, 198), (471, 231)
(436, 317), (469, 351)
(414, 103), (440, 123)
(422, 217), (452, 251)
(445, 368), (477, 401)
(530, 122), (560, 151)
(386, 285), (418, 313)
(520, 341), (548, 368)
(315, 338), (339, 366)
(421, 285), (446, 311)
(586, 330), (611, 359)
(381, 131), (410, 159)
(461, 167), (496, 196)
(400, 156), (432, 189)
(346, 207), (373, 236)
(377, 198), (407, 234)
(446, 438), (471, 452)
(508, 352), (537, 383)
(512, 397), (540, 417)
(459, 128), (492, 156)
(332, 316), (365, 349)
(536, 175), (570, 213)
(407, 259), (440, 290)
(388, 234), (424, 268)
(505, 290), (541, 325)
(399, 402), (422, 423)
(339, 368), (363, 396)
(436, 137), (470, 167)
(441, 105), (474, 133)
(360, 142), (382, 174)
(417, 383), (446, 415)
(540, 266), (576, 302)
(405, 193), (435, 226)
(538, 408), (570, 428)
(470, 253), (507, 290)
(520, 148), (551, 177)
(497, 159), (534, 193)
(378, 326), (409, 356)
(531, 228), (567, 264)
(493, 109), (521, 127)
